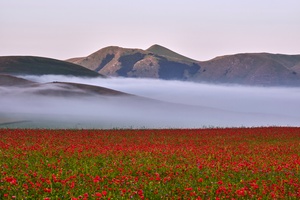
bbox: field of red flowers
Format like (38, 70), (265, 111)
(1, 127), (300, 199)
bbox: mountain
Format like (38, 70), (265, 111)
(196, 53), (300, 86)
(66, 45), (200, 80)
(0, 56), (104, 77)
(67, 45), (300, 86)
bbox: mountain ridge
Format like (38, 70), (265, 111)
(66, 45), (300, 86)
(66, 45), (199, 80)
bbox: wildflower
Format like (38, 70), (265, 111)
(236, 188), (246, 197)
(95, 192), (102, 197)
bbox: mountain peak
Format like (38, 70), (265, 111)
(147, 44), (166, 50)
(147, 44), (197, 63)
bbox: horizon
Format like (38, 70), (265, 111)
(2, 44), (300, 62)
(1, 0), (299, 61)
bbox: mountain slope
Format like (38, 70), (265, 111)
(66, 46), (200, 80)
(67, 45), (300, 86)
(0, 56), (104, 77)
(195, 53), (300, 86)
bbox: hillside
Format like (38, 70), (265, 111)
(0, 56), (104, 77)
(67, 45), (300, 86)
(0, 75), (129, 97)
(37, 82), (131, 97)
(66, 46), (200, 80)
(195, 53), (300, 86)
(0, 74), (35, 86)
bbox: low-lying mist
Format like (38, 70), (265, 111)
(0, 75), (299, 129)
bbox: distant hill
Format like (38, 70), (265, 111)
(0, 56), (104, 77)
(0, 75), (129, 97)
(67, 45), (300, 86)
(66, 46), (200, 80)
(195, 53), (300, 86)
(39, 82), (131, 97)
(0, 74), (35, 86)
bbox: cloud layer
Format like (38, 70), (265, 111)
(1, 75), (299, 129)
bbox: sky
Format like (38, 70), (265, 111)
(0, 0), (299, 61)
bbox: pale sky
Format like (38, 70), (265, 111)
(0, 0), (299, 61)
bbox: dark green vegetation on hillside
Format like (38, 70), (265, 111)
(0, 56), (104, 77)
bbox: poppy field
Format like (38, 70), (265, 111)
(1, 127), (300, 199)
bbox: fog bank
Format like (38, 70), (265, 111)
(0, 75), (299, 128)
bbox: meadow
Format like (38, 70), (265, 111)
(1, 127), (300, 199)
